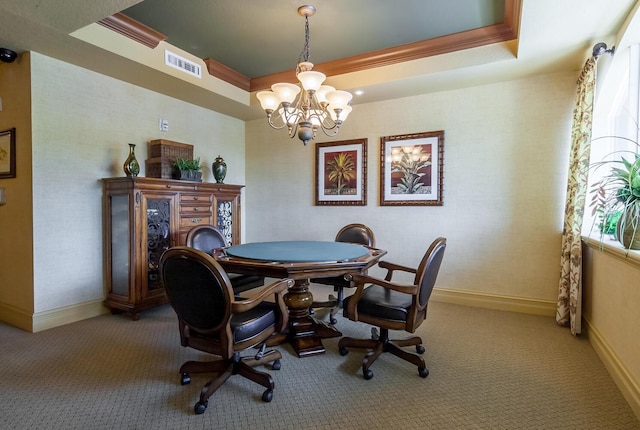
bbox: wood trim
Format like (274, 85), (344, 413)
(203, 58), (251, 92)
(250, 0), (522, 92)
(504, 0), (522, 37)
(98, 12), (167, 49)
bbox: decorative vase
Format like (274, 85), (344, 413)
(616, 207), (640, 250)
(123, 143), (140, 177)
(212, 155), (227, 183)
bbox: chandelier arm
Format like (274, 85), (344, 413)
(317, 125), (341, 137)
(266, 117), (289, 131)
(287, 117), (300, 139)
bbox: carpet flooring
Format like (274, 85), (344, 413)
(0, 286), (638, 429)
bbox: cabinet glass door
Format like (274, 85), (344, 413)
(216, 199), (234, 246)
(142, 194), (174, 295)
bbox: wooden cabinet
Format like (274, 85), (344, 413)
(102, 177), (244, 319)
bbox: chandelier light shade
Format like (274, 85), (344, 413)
(256, 5), (352, 145)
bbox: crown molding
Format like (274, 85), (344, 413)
(203, 58), (250, 92)
(98, 12), (167, 49)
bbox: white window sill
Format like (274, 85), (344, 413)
(582, 235), (640, 269)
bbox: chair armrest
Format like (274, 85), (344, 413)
(350, 273), (419, 295)
(378, 260), (417, 281)
(345, 273), (418, 318)
(232, 278), (293, 313)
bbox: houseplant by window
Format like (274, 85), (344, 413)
(590, 151), (640, 249)
(173, 157), (202, 182)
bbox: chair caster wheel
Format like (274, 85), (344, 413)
(416, 345), (425, 354)
(330, 317), (338, 325)
(262, 389), (273, 402)
(181, 373), (191, 385)
(272, 359), (281, 370)
(194, 400), (208, 414)
(419, 367), (429, 378)
(339, 346), (348, 356)
(363, 369), (374, 380)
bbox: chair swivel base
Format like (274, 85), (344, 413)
(179, 349), (281, 414)
(338, 328), (428, 380)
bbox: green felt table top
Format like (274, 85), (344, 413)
(225, 241), (369, 263)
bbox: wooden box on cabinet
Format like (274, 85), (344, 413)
(102, 177), (244, 319)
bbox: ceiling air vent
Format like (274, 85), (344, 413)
(164, 50), (201, 78)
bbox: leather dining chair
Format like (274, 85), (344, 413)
(160, 246), (292, 414)
(338, 237), (446, 380)
(185, 225), (265, 293)
(311, 223), (376, 324)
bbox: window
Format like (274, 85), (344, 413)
(585, 44), (640, 238)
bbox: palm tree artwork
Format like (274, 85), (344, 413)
(325, 151), (357, 195)
(390, 145), (432, 194)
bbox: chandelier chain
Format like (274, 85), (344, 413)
(298, 15), (311, 64)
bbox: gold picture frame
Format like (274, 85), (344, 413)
(380, 130), (444, 206)
(315, 138), (367, 206)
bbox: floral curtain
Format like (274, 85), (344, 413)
(556, 57), (598, 335)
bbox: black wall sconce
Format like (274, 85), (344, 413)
(0, 48), (17, 63)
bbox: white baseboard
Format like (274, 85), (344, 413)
(32, 299), (109, 332)
(584, 318), (640, 420)
(430, 287), (557, 316)
(0, 299), (109, 333)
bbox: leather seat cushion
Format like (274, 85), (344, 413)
(229, 274), (265, 293)
(230, 301), (277, 344)
(344, 285), (412, 322)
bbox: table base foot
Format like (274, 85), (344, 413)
(266, 316), (342, 357)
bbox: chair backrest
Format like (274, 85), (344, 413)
(335, 223), (376, 247)
(186, 225), (227, 255)
(414, 237), (447, 308)
(160, 247), (234, 335)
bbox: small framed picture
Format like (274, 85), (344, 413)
(380, 130), (444, 206)
(316, 138), (367, 206)
(0, 128), (16, 179)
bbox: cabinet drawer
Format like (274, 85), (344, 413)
(179, 193), (213, 215)
(180, 193), (212, 203)
(179, 203), (212, 214)
(180, 214), (213, 229)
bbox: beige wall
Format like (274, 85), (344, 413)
(0, 52), (34, 327)
(0, 52), (246, 329)
(583, 245), (640, 417)
(246, 72), (575, 306)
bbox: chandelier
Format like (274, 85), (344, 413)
(256, 5), (352, 145)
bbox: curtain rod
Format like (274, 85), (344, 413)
(592, 42), (615, 59)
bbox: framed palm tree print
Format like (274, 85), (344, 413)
(315, 138), (367, 206)
(380, 131), (444, 206)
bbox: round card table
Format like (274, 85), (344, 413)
(215, 241), (387, 357)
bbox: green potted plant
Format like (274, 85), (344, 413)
(590, 151), (640, 249)
(173, 157), (202, 182)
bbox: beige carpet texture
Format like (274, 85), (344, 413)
(1, 287), (638, 430)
